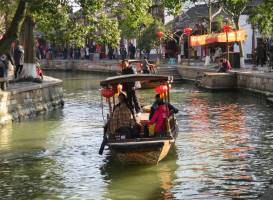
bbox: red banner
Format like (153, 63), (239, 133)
(190, 30), (246, 47)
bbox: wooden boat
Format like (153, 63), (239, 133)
(99, 74), (178, 165)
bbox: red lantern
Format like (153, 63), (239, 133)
(183, 27), (193, 35)
(223, 25), (232, 32)
(101, 88), (114, 98)
(156, 31), (164, 40)
(155, 84), (169, 94)
(155, 85), (162, 94)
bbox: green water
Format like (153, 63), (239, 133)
(1, 71), (273, 200)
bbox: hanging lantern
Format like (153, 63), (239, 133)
(183, 27), (193, 35)
(155, 85), (162, 94)
(101, 88), (114, 98)
(155, 84), (169, 94)
(156, 31), (164, 40)
(223, 25), (232, 33)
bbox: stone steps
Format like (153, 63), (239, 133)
(157, 66), (182, 81)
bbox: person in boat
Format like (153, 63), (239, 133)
(121, 60), (141, 114)
(149, 94), (178, 120)
(218, 58), (232, 72)
(109, 92), (136, 136)
(142, 58), (151, 74)
(147, 99), (169, 136)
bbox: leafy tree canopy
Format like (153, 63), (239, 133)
(248, 0), (273, 37)
(137, 20), (165, 51)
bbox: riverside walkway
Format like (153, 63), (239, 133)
(0, 76), (63, 126)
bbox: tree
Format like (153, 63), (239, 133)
(0, 0), (122, 79)
(0, 0), (26, 54)
(221, 0), (250, 67)
(137, 20), (165, 51)
(187, 0), (223, 34)
(248, 0), (273, 37)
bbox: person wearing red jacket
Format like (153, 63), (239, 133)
(218, 58), (232, 72)
(147, 101), (169, 135)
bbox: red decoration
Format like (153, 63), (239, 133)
(223, 25), (233, 32)
(183, 28), (193, 35)
(96, 44), (101, 49)
(156, 31), (164, 40)
(36, 66), (43, 77)
(155, 85), (169, 94)
(101, 88), (114, 98)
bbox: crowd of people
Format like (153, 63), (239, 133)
(38, 42), (138, 61)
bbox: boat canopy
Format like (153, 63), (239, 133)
(100, 74), (171, 87)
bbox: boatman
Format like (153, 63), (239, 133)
(121, 60), (141, 115)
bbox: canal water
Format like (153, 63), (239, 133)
(1, 72), (273, 200)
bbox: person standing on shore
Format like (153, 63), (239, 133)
(129, 43), (136, 59)
(11, 39), (24, 79)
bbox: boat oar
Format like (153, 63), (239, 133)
(99, 126), (107, 155)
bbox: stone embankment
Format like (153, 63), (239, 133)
(178, 65), (273, 97)
(0, 76), (64, 126)
(40, 59), (183, 81)
(40, 59), (120, 74)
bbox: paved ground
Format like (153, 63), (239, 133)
(4, 76), (62, 93)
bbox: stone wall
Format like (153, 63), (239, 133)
(236, 72), (273, 96)
(178, 66), (273, 97)
(0, 76), (64, 126)
(177, 66), (215, 81)
(40, 59), (119, 74)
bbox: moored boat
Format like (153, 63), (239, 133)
(99, 74), (178, 165)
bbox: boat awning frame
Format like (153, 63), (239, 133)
(100, 74), (172, 87)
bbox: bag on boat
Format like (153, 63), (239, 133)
(148, 124), (156, 136)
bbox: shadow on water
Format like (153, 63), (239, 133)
(100, 148), (178, 200)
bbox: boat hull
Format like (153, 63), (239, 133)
(108, 139), (175, 165)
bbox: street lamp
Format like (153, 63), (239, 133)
(183, 27), (193, 65)
(223, 25), (232, 62)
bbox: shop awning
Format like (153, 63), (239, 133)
(190, 30), (246, 47)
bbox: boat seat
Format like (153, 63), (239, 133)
(136, 112), (149, 124)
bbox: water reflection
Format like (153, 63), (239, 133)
(101, 149), (178, 200)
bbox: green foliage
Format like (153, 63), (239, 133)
(221, 0), (250, 25)
(0, 0), (17, 35)
(162, 0), (184, 16)
(137, 20), (165, 51)
(248, 0), (273, 37)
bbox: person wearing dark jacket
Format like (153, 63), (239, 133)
(129, 43), (136, 59)
(149, 94), (178, 120)
(11, 40), (24, 79)
(121, 60), (141, 114)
